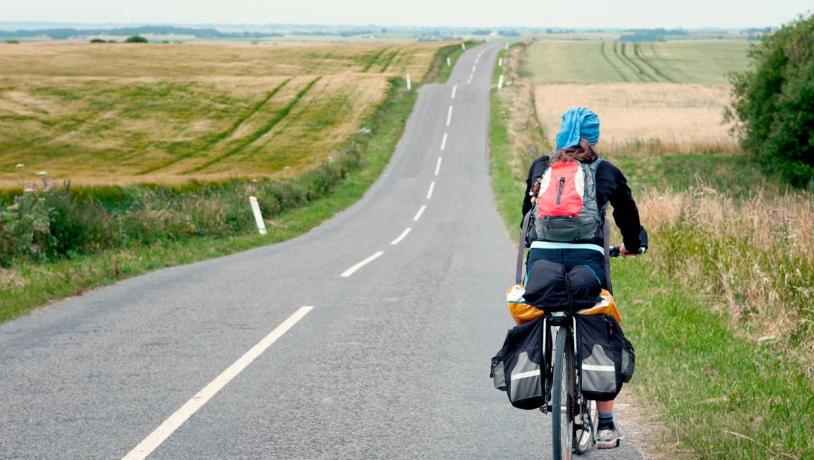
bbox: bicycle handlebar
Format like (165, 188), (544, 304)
(608, 245), (647, 257)
(608, 226), (649, 258)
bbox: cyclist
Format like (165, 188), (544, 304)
(521, 107), (642, 449)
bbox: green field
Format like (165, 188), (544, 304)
(0, 42), (442, 187)
(527, 40), (750, 84)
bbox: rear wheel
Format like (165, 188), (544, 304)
(551, 327), (575, 460)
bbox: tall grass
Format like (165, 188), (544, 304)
(638, 187), (814, 368)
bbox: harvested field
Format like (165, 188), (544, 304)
(0, 42), (442, 186)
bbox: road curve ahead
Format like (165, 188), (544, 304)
(0, 45), (642, 459)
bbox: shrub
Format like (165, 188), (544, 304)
(125, 35), (148, 43)
(89, 38), (107, 43)
(728, 14), (814, 189)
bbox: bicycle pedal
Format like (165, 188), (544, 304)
(540, 404), (552, 414)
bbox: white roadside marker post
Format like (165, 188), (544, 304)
(461, 42), (466, 50)
(249, 196), (267, 235)
(498, 57), (503, 67)
(406, 73), (412, 90)
(446, 56), (451, 66)
(498, 74), (504, 90)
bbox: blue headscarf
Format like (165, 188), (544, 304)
(555, 107), (600, 151)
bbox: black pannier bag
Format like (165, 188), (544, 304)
(524, 259), (602, 310)
(575, 314), (634, 401)
(490, 318), (549, 410)
(621, 336), (635, 383)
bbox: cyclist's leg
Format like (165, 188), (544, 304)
(597, 400), (613, 414)
(596, 399), (624, 448)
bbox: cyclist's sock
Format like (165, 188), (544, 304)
(598, 412), (614, 430)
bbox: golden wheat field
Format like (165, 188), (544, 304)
(0, 42), (441, 187)
(535, 83), (739, 154)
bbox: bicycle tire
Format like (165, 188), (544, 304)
(575, 400), (597, 455)
(551, 327), (575, 460)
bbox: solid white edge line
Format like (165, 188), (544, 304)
(426, 181), (435, 200)
(434, 156), (443, 176)
(340, 251), (384, 278)
(413, 205), (427, 222)
(440, 132), (448, 151)
(446, 105), (453, 127)
(451, 85), (457, 99)
(122, 306), (314, 460)
(390, 227), (412, 246)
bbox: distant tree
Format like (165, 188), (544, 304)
(125, 35), (148, 43)
(89, 38), (107, 43)
(5, 40), (20, 44)
(727, 14), (814, 188)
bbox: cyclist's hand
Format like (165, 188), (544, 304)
(619, 244), (635, 258)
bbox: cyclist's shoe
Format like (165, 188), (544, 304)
(595, 426), (624, 449)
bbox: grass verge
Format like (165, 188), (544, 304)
(615, 259), (813, 459)
(488, 43), (814, 459)
(0, 78), (417, 324)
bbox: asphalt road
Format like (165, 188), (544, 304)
(0, 45), (643, 459)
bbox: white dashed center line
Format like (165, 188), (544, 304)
(122, 306), (314, 460)
(434, 156), (443, 176)
(341, 251), (384, 278)
(413, 205), (427, 222)
(390, 227), (412, 246)
(426, 181), (435, 200)
(446, 105), (453, 127)
(451, 85), (457, 99)
(440, 132), (448, 151)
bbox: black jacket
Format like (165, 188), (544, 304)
(522, 156), (642, 252)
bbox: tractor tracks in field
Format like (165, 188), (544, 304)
(138, 78), (293, 175)
(607, 41), (677, 83)
(600, 41), (629, 82)
(619, 42), (657, 82)
(184, 77), (321, 174)
(379, 50), (400, 73)
(633, 43), (675, 83)
(362, 48), (389, 73)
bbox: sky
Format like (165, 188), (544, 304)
(1, 0), (812, 29)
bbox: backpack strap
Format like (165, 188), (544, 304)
(516, 211), (532, 285)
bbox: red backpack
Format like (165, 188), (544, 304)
(534, 160), (603, 242)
